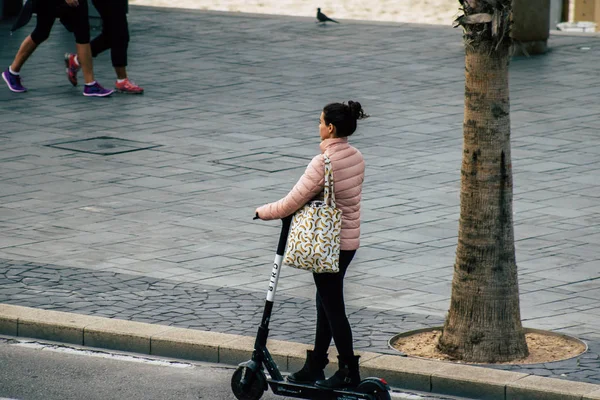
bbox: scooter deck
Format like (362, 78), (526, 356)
(267, 378), (376, 400)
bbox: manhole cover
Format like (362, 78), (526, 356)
(213, 152), (309, 172)
(46, 136), (161, 155)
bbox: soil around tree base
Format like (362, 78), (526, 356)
(391, 328), (587, 364)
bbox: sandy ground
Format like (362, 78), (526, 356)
(129, 0), (577, 25)
(392, 329), (587, 364)
(129, 0), (463, 25)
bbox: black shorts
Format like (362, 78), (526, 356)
(31, 0), (90, 44)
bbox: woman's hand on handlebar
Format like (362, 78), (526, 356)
(253, 210), (293, 222)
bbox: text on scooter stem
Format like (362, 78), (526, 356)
(269, 262), (280, 291)
(267, 255), (283, 301)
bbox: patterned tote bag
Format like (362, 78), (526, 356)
(283, 154), (342, 273)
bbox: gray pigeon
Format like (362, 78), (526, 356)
(316, 8), (339, 24)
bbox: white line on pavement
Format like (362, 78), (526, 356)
(391, 392), (426, 399)
(10, 340), (193, 368)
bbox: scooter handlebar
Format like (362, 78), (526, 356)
(253, 213), (292, 256)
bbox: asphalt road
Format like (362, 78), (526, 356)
(0, 337), (468, 400)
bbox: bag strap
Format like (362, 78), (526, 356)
(323, 154), (336, 208)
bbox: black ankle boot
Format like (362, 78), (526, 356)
(314, 355), (361, 389)
(287, 350), (329, 384)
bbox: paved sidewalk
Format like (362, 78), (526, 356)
(1, 4), (600, 389)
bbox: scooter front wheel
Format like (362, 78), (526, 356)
(231, 365), (267, 400)
(357, 378), (392, 400)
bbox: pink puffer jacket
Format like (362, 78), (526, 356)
(256, 137), (365, 250)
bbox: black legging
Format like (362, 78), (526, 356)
(90, 0), (129, 68)
(31, 0), (90, 45)
(312, 250), (356, 359)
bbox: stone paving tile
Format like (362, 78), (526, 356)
(1, 5), (599, 386)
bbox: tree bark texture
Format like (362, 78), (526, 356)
(438, 42), (529, 363)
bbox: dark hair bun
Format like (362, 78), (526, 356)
(347, 101), (369, 120)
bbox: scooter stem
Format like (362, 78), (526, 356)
(254, 216), (293, 351)
(266, 216), (292, 303)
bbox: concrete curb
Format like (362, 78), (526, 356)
(1, 303), (599, 400)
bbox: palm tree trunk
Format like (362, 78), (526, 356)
(437, 17), (529, 362)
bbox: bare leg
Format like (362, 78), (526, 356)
(76, 43), (95, 84)
(11, 36), (38, 72)
(114, 66), (127, 80)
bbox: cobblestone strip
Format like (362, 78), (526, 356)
(1, 258), (598, 384)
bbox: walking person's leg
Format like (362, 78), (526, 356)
(101, 0), (128, 78)
(2, 11), (55, 92)
(93, 0), (143, 93)
(62, 0), (113, 96)
(10, 36), (39, 73)
(64, 1), (109, 87)
(89, 0), (111, 58)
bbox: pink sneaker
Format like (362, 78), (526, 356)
(115, 78), (144, 94)
(64, 53), (80, 87)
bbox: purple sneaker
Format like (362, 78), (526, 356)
(83, 81), (114, 97)
(2, 68), (27, 93)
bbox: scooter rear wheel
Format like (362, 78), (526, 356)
(231, 365), (266, 400)
(357, 379), (391, 400)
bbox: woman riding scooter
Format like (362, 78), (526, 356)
(255, 101), (368, 389)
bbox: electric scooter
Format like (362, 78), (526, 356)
(231, 215), (391, 400)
